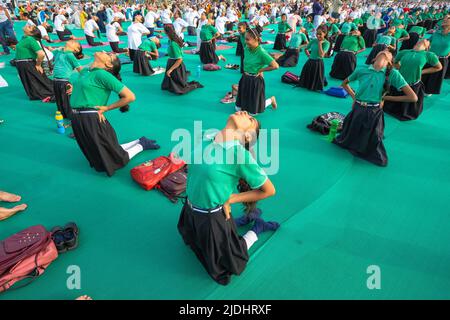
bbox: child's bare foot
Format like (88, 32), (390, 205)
(219, 55), (226, 62)
(0, 204), (27, 221)
(0, 191), (21, 202)
(271, 96), (277, 110)
(76, 295), (93, 300)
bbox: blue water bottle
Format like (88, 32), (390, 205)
(55, 111), (65, 134)
(196, 65), (202, 79)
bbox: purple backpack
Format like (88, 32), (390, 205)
(157, 167), (188, 203)
(281, 71), (299, 84)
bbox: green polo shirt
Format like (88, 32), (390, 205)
(327, 23), (340, 37)
(15, 36), (42, 60)
(200, 24), (218, 41)
(353, 18), (363, 26)
(395, 49), (440, 84)
(306, 39), (330, 59)
(52, 50), (81, 80)
(376, 34), (396, 46)
(394, 28), (409, 40)
(392, 18), (403, 27)
(430, 31), (450, 57)
(277, 21), (291, 34)
(303, 22), (315, 33)
(409, 26), (426, 37)
(348, 66), (408, 103)
(139, 39), (157, 52)
(70, 68), (125, 108)
(243, 45), (274, 74)
(186, 138), (268, 209)
(167, 40), (183, 59)
(340, 22), (357, 35)
(341, 35), (365, 52)
(288, 32), (308, 49)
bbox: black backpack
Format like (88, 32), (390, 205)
(307, 112), (346, 135)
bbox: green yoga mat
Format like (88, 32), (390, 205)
(0, 22), (449, 300)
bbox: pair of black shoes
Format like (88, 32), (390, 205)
(51, 222), (79, 254)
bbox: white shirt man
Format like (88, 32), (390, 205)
(127, 22), (149, 50)
(173, 17), (188, 39)
(160, 8), (172, 24)
(227, 8), (238, 23)
(84, 19), (99, 37)
(215, 15), (229, 35)
(54, 14), (67, 32)
(106, 21), (120, 43)
(144, 10), (158, 29)
(251, 13), (269, 27)
(185, 9), (199, 27)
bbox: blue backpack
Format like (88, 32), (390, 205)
(324, 86), (349, 98)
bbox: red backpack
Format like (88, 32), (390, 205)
(0, 225), (58, 293)
(130, 153), (186, 190)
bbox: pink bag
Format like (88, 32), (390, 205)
(0, 225), (58, 292)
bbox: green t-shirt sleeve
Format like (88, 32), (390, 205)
(348, 68), (361, 82)
(211, 25), (218, 35)
(322, 40), (330, 53)
(306, 40), (312, 50)
(149, 41), (157, 51)
(389, 69), (408, 90)
(29, 38), (42, 53)
(395, 50), (405, 63)
(401, 29), (408, 38)
(171, 41), (182, 59)
(260, 48), (274, 66)
(426, 51), (439, 66)
(301, 33), (307, 43)
(238, 147), (268, 189)
(98, 71), (126, 94)
(69, 53), (81, 69)
(359, 36), (366, 49)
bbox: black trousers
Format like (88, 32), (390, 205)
(86, 35), (103, 46)
(110, 41), (127, 53)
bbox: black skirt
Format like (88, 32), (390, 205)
(200, 41), (219, 64)
(273, 33), (287, 50)
(177, 203), (249, 286)
(422, 57), (448, 94)
(298, 59), (327, 91)
(330, 51), (357, 80)
(334, 102), (387, 166)
(365, 44), (387, 65)
(363, 29), (377, 48)
(276, 48), (300, 67)
(333, 34), (345, 53)
(423, 19), (433, 30)
(236, 73), (266, 114)
(236, 38), (244, 56)
(383, 81), (424, 121)
(16, 60), (54, 100)
(446, 59), (450, 79)
(71, 108), (129, 177)
(161, 59), (202, 95)
(400, 32), (419, 51)
(133, 50), (155, 76)
(53, 79), (72, 119)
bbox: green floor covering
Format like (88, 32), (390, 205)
(0, 22), (449, 299)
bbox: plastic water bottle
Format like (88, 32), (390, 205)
(55, 111), (65, 134)
(196, 65), (202, 78)
(327, 119), (340, 142)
